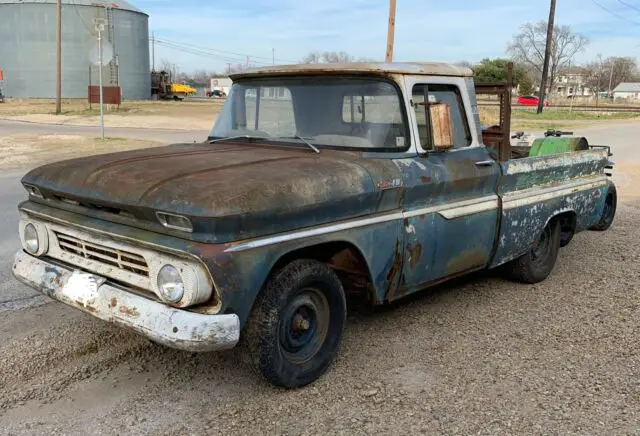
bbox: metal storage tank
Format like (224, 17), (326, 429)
(0, 0), (150, 99)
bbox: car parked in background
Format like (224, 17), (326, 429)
(207, 89), (226, 98)
(517, 95), (549, 106)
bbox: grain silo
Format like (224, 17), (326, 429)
(0, 0), (150, 99)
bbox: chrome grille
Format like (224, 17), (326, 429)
(55, 232), (149, 277)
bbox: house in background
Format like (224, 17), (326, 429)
(554, 67), (592, 97)
(612, 82), (640, 101)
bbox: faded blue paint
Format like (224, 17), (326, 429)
(490, 149), (611, 268)
(391, 146), (500, 300)
(19, 141), (616, 326)
(498, 150), (609, 194)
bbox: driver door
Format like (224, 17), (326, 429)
(390, 79), (501, 300)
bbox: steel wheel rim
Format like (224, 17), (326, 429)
(279, 287), (330, 363)
(531, 225), (552, 263)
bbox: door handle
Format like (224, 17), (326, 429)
(475, 160), (494, 166)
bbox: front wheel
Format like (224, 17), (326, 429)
(242, 259), (346, 388)
(503, 218), (561, 284)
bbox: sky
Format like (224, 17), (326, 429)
(136, 0), (640, 73)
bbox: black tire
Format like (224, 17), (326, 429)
(503, 218), (561, 284)
(559, 228), (574, 248)
(242, 259), (346, 388)
(559, 214), (575, 248)
(590, 185), (617, 231)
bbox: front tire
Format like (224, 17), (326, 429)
(503, 218), (561, 284)
(243, 259), (346, 388)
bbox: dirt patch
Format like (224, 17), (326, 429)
(0, 134), (162, 170)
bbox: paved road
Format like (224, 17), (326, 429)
(0, 121), (638, 311)
(0, 119), (209, 144)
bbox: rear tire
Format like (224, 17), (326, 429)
(503, 218), (561, 284)
(590, 185), (617, 231)
(242, 259), (346, 388)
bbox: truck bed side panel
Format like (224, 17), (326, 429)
(490, 149), (610, 268)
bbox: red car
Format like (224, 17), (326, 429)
(517, 95), (550, 106)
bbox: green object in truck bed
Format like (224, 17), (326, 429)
(529, 136), (590, 157)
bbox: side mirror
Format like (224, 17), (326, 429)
(429, 103), (454, 152)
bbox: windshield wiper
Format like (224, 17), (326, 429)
(208, 135), (267, 144)
(275, 135), (320, 153)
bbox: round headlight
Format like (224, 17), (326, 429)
(157, 264), (184, 303)
(24, 223), (39, 255)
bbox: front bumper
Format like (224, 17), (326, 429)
(12, 250), (240, 352)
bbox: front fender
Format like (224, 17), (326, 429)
(197, 216), (404, 327)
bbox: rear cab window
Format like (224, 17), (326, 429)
(411, 84), (472, 150)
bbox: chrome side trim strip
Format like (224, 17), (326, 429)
(502, 177), (608, 210)
(225, 196), (499, 253)
(224, 212), (404, 252)
(403, 195), (499, 220)
(438, 197), (499, 219)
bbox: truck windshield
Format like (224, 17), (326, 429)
(209, 76), (409, 151)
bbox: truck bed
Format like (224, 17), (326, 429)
(491, 148), (611, 267)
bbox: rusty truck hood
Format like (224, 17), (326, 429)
(21, 142), (401, 242)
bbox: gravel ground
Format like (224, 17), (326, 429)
(0, 199), (638, 435)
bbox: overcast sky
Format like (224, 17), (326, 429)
(137, 0), (640, 73)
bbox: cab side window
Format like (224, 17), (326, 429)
(412, 84), (471, 149)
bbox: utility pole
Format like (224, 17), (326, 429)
(385, 0), (396, 62)
(608, 58), (615, 98)
(55, 0), (62, 114)
(537, 0), (556, 114)
(93, 18), (107, 140)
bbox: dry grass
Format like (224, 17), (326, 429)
(478, 105), (640, 132)
(2, 98), (639, 133)
(0, 134), (162, 170)
(0, 98), (222, 130)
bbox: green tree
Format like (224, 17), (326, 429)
(472, 58), (535, 95)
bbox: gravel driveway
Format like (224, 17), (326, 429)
(0, 200), (638, 435)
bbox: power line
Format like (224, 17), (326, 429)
(615, 0), (640, 14)
(589, 0), (640, 25)
(154, 39), (273, 65)
(153, 36), (298, 64)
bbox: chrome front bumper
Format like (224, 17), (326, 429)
(12, 250), (240, 352)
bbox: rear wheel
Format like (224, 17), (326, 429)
(590, 185), (617, 231)
(503, 218), (561, 284)
(242, 259), (346, 388)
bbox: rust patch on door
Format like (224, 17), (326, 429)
(386, 240), (403, 295)
(406, 242), (423, 269)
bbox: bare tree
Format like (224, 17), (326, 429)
(158, 59), (174, 74)
(301, 51), (355, 64)
(507, 21), (588, 93)
(585, 56), (639, 95)
(453, 60), (474, 69)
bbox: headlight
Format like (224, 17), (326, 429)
(24, 223), (39, 254)
(20, 221), (48, 256)
(157, 264), (185, 303)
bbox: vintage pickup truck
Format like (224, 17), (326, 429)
(12, 62), (616, 388)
